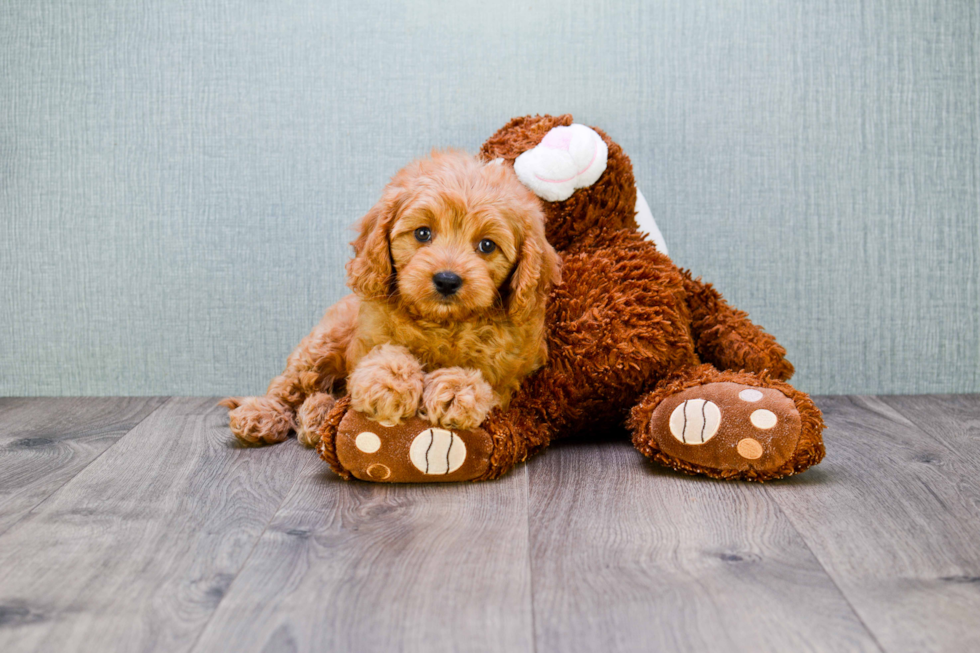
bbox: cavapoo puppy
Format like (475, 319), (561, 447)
(221, 150), (561, 446)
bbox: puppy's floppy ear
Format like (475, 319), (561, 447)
(346, 185), (403, 299)
(507, 217), (561, 324)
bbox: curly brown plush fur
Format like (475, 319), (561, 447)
(679, 271), (795, 381)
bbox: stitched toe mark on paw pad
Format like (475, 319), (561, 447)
(669, 399), (721, 444)
(410, 429), (466, 475)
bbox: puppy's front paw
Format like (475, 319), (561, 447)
(420, 368), (497, 430)
(349, 344), (424, 427)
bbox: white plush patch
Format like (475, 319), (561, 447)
(634, 188), (668, 255)
(750, 409), (778, 430)
(669, 399), (721, 445)
(513, 124), (608, 202)
(738, 388), (764, 403)
(409, 428), (466, 475)
(355, 431), (381, 454)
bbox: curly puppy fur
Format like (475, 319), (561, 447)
(224, 395), (295, 445)
(420, 367), (498, 430)
(348, 344), (424, 426)
(222, 150), (559, 446)
(296, 392), (337, 448)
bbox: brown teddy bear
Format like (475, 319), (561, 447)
(312, 114), (825, 483)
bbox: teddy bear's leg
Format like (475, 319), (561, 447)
(681, 272), (795, 381)
(314, 390), (553, 483)
(629, 364), (825, 481)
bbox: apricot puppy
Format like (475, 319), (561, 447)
(222, 151), (560, 445)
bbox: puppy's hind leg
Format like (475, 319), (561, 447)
(296, 393), (337, 447)
(221, 395), (296, 445)
(221, 294), (360, 446)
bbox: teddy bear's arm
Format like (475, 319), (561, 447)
(680, 271), (795, 381)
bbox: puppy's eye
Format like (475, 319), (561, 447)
(414, 227), (432, 243)
(477, 239), (496, 254)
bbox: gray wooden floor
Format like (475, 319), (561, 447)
(0, 395), (978, 653)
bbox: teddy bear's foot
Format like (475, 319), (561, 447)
(315, 396), (546, 483)
(630, 366), (825, 481)
(314, 398), (493, 482)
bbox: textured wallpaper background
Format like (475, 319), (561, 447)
(1, 0), (977, 396)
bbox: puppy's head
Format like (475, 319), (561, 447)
(347, 150), (559, 323)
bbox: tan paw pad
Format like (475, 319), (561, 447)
(649, 382), (802, 472)
(737, 438), (764, 460)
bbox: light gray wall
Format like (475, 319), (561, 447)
(2, 0), (977, 397)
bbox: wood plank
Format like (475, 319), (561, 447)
(526, 434), (880, 653)
(0, 397), (310, 653)
(879, 394), (980, 450)
(768, 395), (980, 653)
(190, 460), (534, 653)
(0, 397), (167, 536)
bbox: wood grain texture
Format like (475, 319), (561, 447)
(0, 396), (166, 536)
(0, 397), (310, 653)
(191, 462), (533, 653)
(768, 395), (980, 653)
(526, 435), (880, 653)
(3, 396), (979, 652)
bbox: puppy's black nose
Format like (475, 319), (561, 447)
(433, 271), (463, 296)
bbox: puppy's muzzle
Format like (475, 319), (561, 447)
(432, 271), (463, 297)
